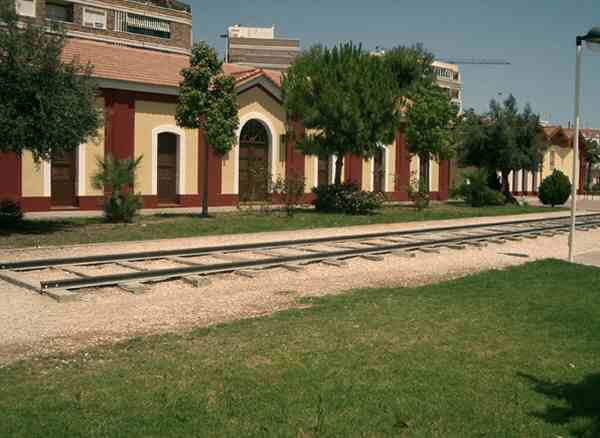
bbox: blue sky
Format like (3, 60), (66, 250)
(189, 0), (600, 128)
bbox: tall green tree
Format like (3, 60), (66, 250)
(404, 85), (460, 192)
(283, 42), (400, 184)
(458, 95), (545, 202)
(584, 138), (600, 191)
(0, 0), (101, 161)
(382, 44), (436, 98)
(176, 41), (239, 216)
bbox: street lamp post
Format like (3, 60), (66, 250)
(569, 27), (600, 262)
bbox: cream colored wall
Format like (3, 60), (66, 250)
(362, 158), (372, 191)
(386, 144), (396, 192)
(540, 145), (574, 183)
(134, 100), (199, 196)
(225, 87), (287, 194)
(84, 97), (106, 196)
(21, 151), (45, 197)
(305, 155), (317, 192)
(431, 160), (440, 192)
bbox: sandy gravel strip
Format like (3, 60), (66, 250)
(0, 211), (598, 366)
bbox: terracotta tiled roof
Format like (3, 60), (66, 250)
(581, 128), (600, 142)
(62, 38), (189, 88)
(223, 63), (283, 87)
(61, 41), (285, 92)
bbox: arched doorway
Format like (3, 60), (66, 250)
(157, 132), (178, 204)
(239, 119), (270, 202)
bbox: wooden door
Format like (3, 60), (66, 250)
(157, 133), (178, 204)
(51, 150), (76, 207)
(239, 120), (269, 202)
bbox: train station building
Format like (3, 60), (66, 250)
(2, 0), (451, 212)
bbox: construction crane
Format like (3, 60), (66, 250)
(435, 57), (511, 65)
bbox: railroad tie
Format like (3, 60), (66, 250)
(116, 261), (147, 271)
(166, 256), (204, 266)
(389, 250), (416, 258)
(119, 282), (150, 295)
(60, 266), (92, 277)
(416, 247), (441, 254)
(360, 254), (385, 262)
(236, 270), (259, 279)
(281, 264), (305, 272)
(322, 259), (348, 268)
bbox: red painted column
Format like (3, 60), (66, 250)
(438, 159), (450, 201)
(344, 154), (363, 188)
(0, 152), (22, 204)
(285, 120), (306, 180)
(394, 128), (411, 201)
(104, 90), (135, 160)
(198, 127), (231, 207)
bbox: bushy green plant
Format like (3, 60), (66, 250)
(0, 199), (23, 226)
(405, 171), (431, 211)
(273, 173), (306, 217)
(92, 155), (143, 222)
(312, 182), (384, 215)
(487, 171), (502, 191)
(456, 169), (506, 207)
(538, 170), (571, 207)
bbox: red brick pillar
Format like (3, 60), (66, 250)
(344, 154), (363, 188)
(198, 127), (224, 207)
(438, 159), (450, 200)
(0, 152), (22, 205)
(394, 128), (411, 201)
(285, 120), (306, 180)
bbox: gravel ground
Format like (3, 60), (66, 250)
(1, 211), (598, 366)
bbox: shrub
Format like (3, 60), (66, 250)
(405, 171), (430, 211)
(92, 155), (144, 222)
(538, 170), (572, 207)
(0, 199), (23, 226)
(457, 169), (506, 207)
(312, 182), (384, 215)
(273, 173), (306, 217)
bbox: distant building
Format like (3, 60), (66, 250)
(432, 61), (462, 113)
(226, 25), (301, 71)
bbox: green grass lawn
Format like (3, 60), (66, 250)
(0, 203), (556, 249)
(1, 260), (598, 437)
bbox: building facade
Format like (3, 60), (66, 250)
(1, 2), (452, 212)
(432, 61), (462, 113)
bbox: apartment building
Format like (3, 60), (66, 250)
(432, 60), (462, 113)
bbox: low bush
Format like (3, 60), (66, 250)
(92, 155), (144, 223)
(312, 182), (384, 215)
(405, 172), (430, 211)
(273, 173), (306, 217)
(538, 170), (571, 207)
(0, 199), (24, 226)
(456, 169), (506, 207)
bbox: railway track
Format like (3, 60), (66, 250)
(1, 213), (600, 300)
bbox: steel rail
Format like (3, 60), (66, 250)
(4, 213), (600, 271)
(39, 218), (600, 291)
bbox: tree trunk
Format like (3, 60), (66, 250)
(419, 153), (430, 193)
(334, 156), (343, 185)
(501, 170), (517, 204)
(201, 130), (210, 217)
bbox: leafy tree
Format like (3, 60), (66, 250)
(382, 44), (436, 97)
(458, 95), (545, 202)
(0, 1), (101, 161)
(176, 42), (239, 216)
(405, 85), (460, 192)
(283, 42), (400, 184)
(92, 155), (143, 222)
(584, 138), (600, 191)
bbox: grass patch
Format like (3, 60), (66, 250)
(0, 203), (556, 249)
(1, 260), (599, 437)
